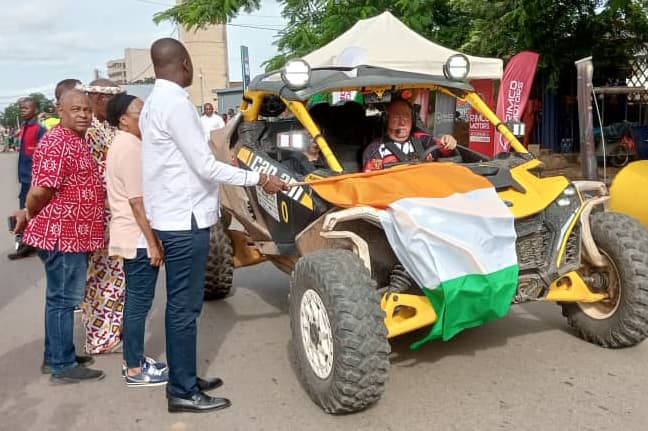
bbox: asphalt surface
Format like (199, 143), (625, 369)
(1, 152), (647, 431)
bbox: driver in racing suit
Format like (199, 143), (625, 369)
(362, 98), (457, 171)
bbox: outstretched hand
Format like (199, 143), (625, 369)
(262, 175), (289, 194)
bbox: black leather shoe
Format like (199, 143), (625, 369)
(41, 355), (95, 374)
(197, 376), (223, 391)
(50, 366), (105, 384)
(168, 391), (231, 413)
(8, 243), (36, 260)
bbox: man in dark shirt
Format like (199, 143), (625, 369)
(9, 97), (46, 260)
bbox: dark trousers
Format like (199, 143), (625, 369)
(16, 182), (30, 244)
(18, 182), (29, 209)
(38, 248), (88, 374)
(155, 216), (209, 399)
(122, 248), (159, 368)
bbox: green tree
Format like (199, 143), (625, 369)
(0, 92), (55, 127)
(155, 0), (648, 87)
(0, 103), (21, 128)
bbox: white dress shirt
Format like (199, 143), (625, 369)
(140, 79), (260, 231)
(200, 113), (225, 138)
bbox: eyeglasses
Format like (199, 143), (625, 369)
(389, 114), (411, 121)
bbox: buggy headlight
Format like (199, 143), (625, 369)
(281, 59), (311, 90)
(443, 54), (470, 81)
(563, 186), (576, 196)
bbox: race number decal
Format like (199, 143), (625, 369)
(256, 186), (280, 222)
(281, 201), (289, 222)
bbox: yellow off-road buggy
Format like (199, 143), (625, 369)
(206, 57), (648, 414)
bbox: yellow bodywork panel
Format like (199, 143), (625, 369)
(237, 147), (253, 165)
(545, 271), (608, 303)
(382, 293), (438, 338)
(284, 99), (344, 173)
(610, 160), (648, 227)
(464, 92), (527, 154)
(498, 159), (570, 218)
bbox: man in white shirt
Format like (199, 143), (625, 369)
(200, 102), (225, 138)
(140, 38), (287, 413)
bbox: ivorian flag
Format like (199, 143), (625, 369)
(308, 163), (519, 346)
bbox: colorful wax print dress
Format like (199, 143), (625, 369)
(81, 117), (126, 354)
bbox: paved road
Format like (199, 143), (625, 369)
(1, 152), (647, 431)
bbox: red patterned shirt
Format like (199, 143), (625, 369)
(23, 125), (105, 252)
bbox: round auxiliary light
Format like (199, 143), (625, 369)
(281, 59), (311, 90)
(563, 186), (577, 196)
(443, 54), (470, 81)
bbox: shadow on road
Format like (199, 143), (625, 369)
(232, 262), (290, 313)
(389, 302), (574, 366)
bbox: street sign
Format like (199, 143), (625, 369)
(241, 45), (250, 92)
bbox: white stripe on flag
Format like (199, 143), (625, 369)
(378, 188), (517, 289)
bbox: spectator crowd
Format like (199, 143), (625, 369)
(8, 38), (287, 414)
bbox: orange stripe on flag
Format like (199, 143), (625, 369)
(308, 163), (493, 208)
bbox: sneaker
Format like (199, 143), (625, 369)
(41, 355), (95, 374)
(50, 366), (105, 384)
(122, 356), (168, 376)
(124, 360), (168, 387)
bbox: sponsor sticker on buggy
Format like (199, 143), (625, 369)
(245, 151), (313, 210)
(256, 186), (281, 222)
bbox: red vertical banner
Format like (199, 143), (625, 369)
(494, 51), (540, 154)
(468, 79), (495, 156)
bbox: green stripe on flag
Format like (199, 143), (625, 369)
(411, 264), (519, 349)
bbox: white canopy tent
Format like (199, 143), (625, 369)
(302, 11), (503, 80)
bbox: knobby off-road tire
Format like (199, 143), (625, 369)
(561, 211), (648, 347)
(289, 250), (391, 414)
(204, 220), (233, 301)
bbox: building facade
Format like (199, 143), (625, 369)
(179, 23), (229, 107)
(107, 48), (154, 84)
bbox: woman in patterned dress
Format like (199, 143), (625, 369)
(81, 80), (128, 354)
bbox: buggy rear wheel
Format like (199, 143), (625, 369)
(289, 250), (390, 414)
(204, 219), (233, 301)
(561, 212), (648, 347)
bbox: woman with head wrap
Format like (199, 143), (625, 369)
(104, 93), (168, 386)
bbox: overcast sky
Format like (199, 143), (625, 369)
(0, 0), (286, 109)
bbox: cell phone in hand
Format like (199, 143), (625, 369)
(7, 215), (16, 232)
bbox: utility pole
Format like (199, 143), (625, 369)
(199, 68), (204, 109)
(575, 57), (597, 180)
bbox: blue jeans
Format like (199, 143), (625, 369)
(38, 248), (88, 374)
(155, 216), (209, 399)
(123, 248), (159, 368)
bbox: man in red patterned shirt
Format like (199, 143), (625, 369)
(13, 89), (106, 383)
